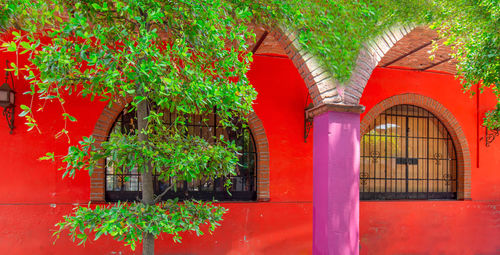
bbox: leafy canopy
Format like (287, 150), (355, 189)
(2, 0), (257, 249)
(252, 0), (498, 128)
(0, 0), (498, 250)
(2, 1), (499, 127)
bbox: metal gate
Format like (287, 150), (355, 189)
(360, 105), (457, 200)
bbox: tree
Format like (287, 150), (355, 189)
(429, 0), (499, 129)
(2, 0), (257, 254)
(0, 0), (497, 254)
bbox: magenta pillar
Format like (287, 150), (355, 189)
(312, 110), (360, 255)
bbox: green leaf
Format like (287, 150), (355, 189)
(18, 111), (28, 117)
(91, 3), (100, 10)
(9, 62), (18, 76)
(20, 41), (31, 50)
(39, 152), (55, 161)
(62, 113), (77, 122)
(5, 42), (16, 52)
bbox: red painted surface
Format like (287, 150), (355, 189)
(0, 51), (313, 254)
(0, 37), (499, 254)
(359, 67), (500, 255)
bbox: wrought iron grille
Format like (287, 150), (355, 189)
(105, 108), (257, 201)
(360, 105), (458, 200)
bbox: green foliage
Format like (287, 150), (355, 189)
(53, 200), (227, 250)
(1, 0), (498, 251)
(102, 132), (240, 184)
(248, 0), (433, 82)
(3, 0), (257, 249)
(58, 136), (97, 178)
(430, 0), (499, 89)
(0, 1), (20, 30)
(2, 1), (499, 126)
(484, 103), (500, 130)
(6, 0), (256, 121)
(247, 0), (498, 126)
(429, 0), (499, 129)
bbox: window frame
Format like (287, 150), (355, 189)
(104, 108), (259, 202)
(360, 104), (458, 200)
(90, 100), (271, 202)
(360, 94), (472, 200)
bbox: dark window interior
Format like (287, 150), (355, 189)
(105, 108), (257, 202)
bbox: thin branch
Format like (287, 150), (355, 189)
(135, 195), (145, 204)
(153, 182), (175, 203)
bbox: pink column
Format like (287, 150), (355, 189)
(313, 111), (360, 255)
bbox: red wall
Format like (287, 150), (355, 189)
(359, 67), (500, 255)
(0, 51), (313, 254)
(0, 42), (499, 254)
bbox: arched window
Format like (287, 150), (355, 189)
(105, 108), (257, 202)
(360, 104), (457, 200)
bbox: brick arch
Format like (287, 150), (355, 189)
(89, 99), (129, 202)
(89, 102), (271, 202)
(247, 112), (270, 201)
(256, 25), (428, 107)
(360, 93), (471, 200)
(256, 27), (343, 106)
(344, 25), (416, 105)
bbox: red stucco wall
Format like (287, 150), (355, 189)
(0, 51), (313, 254)
(359, 67), (500, 255)
(0, 41), (498, 254)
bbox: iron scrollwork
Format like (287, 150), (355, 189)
(483, 128), (499, 147)
(433, 153), (442, 166)
(360, 172), (370, 186)
(370, 151), (381, 163)
(3, 105), (14, 134)
(304, 101), (314, 143)
(442, 173), (452, 186)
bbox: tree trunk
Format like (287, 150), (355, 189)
(137, 98), (155, 255)
(142, 232), (155, 255)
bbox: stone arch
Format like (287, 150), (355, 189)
(344, 25), (416, 105)
(89, 101), (271, 202)
(360, 93), (472, 200)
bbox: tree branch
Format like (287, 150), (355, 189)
(153, 182), (175, 203)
